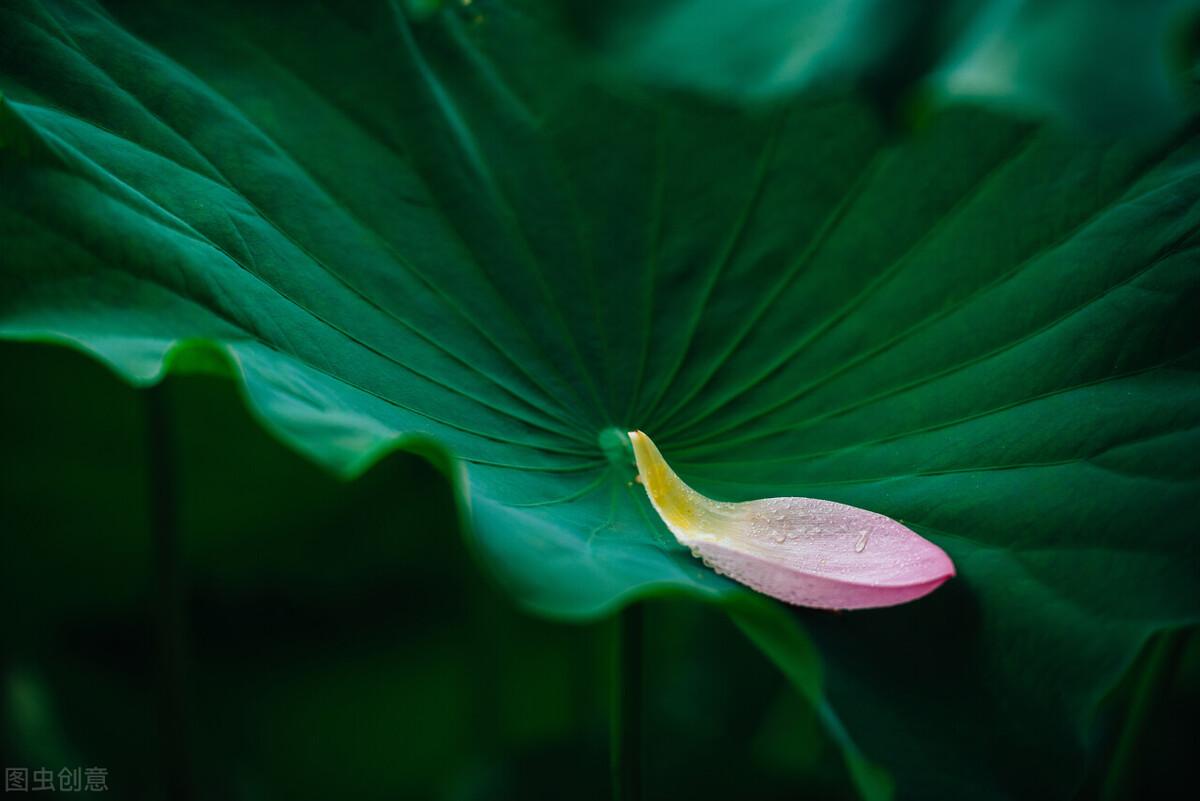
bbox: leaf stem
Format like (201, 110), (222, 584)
(610, 604), (644, 801)
(1100, 628), (1187, 801)
(144, 385), (193, 801)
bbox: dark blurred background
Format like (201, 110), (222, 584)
(1, 341), (874, 800)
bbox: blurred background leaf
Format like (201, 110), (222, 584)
(562, 0), (1200, 131)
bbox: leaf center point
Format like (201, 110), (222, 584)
(598, 426), (634, 471)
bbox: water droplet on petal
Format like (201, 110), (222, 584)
(855, 529), (869, 553)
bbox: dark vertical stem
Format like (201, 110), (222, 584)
(469, 575), (503, 767)
(1100, 628), (1186, 801)
(144, 384), (192, 801)
(610, 604), (643, 801)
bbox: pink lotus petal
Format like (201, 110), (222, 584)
(628, 430), (955, 610)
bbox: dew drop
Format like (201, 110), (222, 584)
(854, 529), (869, 553)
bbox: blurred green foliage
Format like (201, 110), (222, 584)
(564, 0), (1200, 131)
(1, 342), (862, 800)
